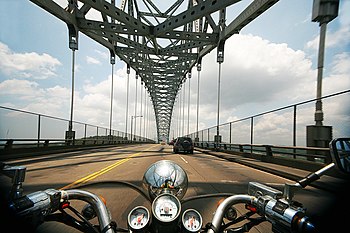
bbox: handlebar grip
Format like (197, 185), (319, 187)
(8, 189), (61, 227)
(264, 199), (316, 233)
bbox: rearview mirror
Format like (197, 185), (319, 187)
(330, 138), (350, 174)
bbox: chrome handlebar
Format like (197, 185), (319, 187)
(11, 188), (313, 233)
(62, 190), (114, 233)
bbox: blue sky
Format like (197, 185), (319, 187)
(0, 0), (349, 143)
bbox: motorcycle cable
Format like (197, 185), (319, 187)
(225, 217), (266, 233)
(222, 212), (266, 233)
(44, 205), (99, 233)
(66, 180), (152, 203)
(181, 193), (236, 204)
(221, 211), (255, 230)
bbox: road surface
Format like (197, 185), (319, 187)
(1, 144), (342, 233)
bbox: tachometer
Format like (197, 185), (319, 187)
(127, 206), (150, 231)
(182, 209), (202, 232)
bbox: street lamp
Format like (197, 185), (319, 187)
(131, 115), (143, 141)
(307, 0), (339, 150)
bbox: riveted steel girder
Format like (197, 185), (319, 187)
(30, 0), (279, 142)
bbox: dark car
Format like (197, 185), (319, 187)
(173, 137), (194, 154)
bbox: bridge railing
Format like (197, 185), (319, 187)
(187, 90), (349, 147)
(194, 141), (330, 163)
(0, 106), (155, 154)
(193, 141), (339, 176)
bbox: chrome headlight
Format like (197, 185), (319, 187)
(143, 160), (188, 200)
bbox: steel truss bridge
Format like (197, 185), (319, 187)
(30, 0), (279, 142)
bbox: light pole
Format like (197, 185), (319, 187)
(307, 0), (339, 149)
(215, 9), (225, 150)
(131, 115), (143, 141)
(65, 24), (78, 145)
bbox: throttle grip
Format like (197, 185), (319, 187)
(264, 198), (315, 233)
(8, 189), (61, 227)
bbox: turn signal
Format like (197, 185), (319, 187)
(245, 203), (257, 213)
(99, 195), (107, 205)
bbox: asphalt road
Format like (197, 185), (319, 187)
(0, 144), (343, 233)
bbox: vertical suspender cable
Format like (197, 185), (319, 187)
(134, 75), (138, 139)
(69, 49), (75, 133)
(109, 62), (114, 137)
(187, 74), (191, 135)
(140, 82), (143, 137)
(196, 63), (201, 140)
(216, 62), (222, 148)
(125, 65), (130, 139)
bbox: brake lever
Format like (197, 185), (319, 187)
(221, 211), (256, 230)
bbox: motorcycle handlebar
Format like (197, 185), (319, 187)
(10, 189), (315, 233)
(9, 189), (113, 233)
(62, 189), (114, 233)
(207, 195), (256, 233)
(208, 194), (315, 233)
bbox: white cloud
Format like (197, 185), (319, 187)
(177, 33), (349, 139)
(199, 34), (316, 111)
(0, 42), (61, 79)
(0, 79), (40, 96)
(329, 52), (350, 75)
(306, 25), (350, 50)
(95, 49), (109, 60)
(86, 56), (101, 65)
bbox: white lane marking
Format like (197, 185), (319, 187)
(180, 156), (188, 164)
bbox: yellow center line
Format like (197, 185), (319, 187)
(60, 144), (159, 190)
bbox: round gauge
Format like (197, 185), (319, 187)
(152, 193), (181, 223)
(127, 206), (150, 230)
(182, 209), (202, 232)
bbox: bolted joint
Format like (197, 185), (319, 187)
(67, 24), (78, 50)
(217, 40), (225, 63)
(127, 64), (130, 74)
(315, 111), (324, 124)
(110, 50), (116, 65)
(197, 58), (202, 71)
(315, 100), (324, 125)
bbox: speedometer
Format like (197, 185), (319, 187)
(152, 193), (181, 223)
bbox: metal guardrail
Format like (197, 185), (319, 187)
(0, 138), (153, 157)
(0, 105), (155, 145)
(185, 90), (350, 147)
(194, 141), (331, 164)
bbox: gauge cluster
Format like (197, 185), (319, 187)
(127, 193), (203, 233)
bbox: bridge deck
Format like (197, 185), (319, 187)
(195, 147), (349, 193)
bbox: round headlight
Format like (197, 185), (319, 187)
(143, 160), (188, 200)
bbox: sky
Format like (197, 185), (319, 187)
(0, 0), (349, 144)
